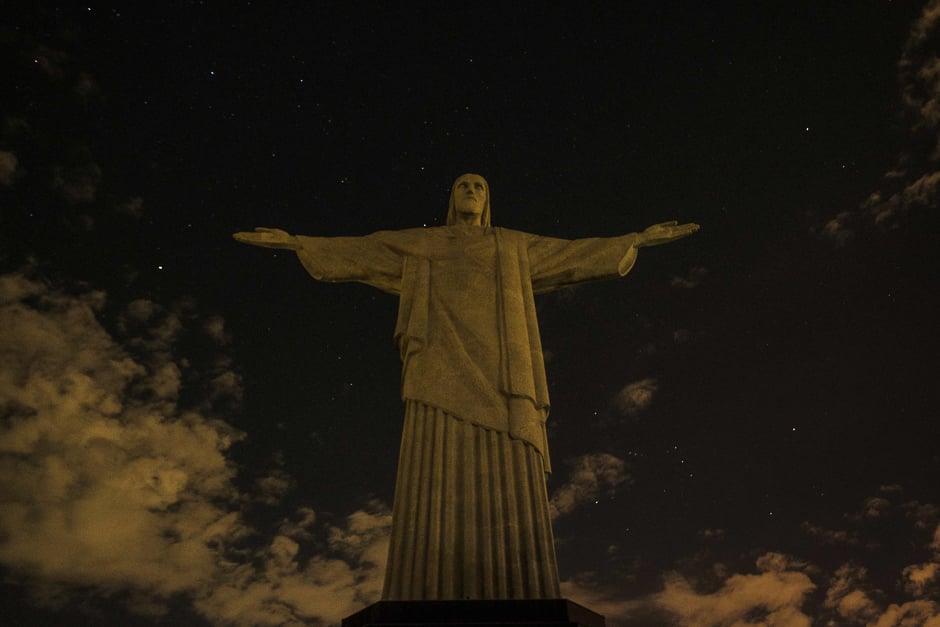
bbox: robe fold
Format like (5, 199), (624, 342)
(294, 224), (639, 600)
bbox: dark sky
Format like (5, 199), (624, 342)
(2, 2), (939, 625)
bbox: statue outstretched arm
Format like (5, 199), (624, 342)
(635, 221), (699, 247)
(234, 226), (421, 295)
(232, 227), (301, 250)
(525, 220), (699, 293)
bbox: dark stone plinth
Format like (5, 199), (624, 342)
(341, 599), (604, 627)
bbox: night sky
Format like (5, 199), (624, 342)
(2, 2), (939, 626)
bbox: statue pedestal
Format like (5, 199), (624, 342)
(341, 599), (604, 627)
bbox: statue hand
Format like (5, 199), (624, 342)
(637, 221), (700, 247)
(232, 227), (301, 250)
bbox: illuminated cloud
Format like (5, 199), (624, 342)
(862, 1), (940, 228)
(865, 171), (940, 226)
(0, 272), (246, 602)
(903, 562), (939, 597)
(698, 528), (726, 540)
(254, 470), (295, 505)
(902, 500), (940, 530)
(801, 521), (859, 546)
(194, 506), (390, 627)
(327, 504), (393, 570)
(818, 1), (940, 243)
(278, 507), (317, 541)
(821, 211), (855, 247)
(205, 314), (230, 344)
(560, 576), (643, 624)
(613, 378), (657, 417)
(651, 553), (815, 627)
(550, 453), (628, 520)
(871, 600), (940, 627)
(824, 564), (880, 624)
(0, 149), (17, 186)
(0, 272), (389, 625)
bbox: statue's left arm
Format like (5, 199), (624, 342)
(526, 221), (699, 293)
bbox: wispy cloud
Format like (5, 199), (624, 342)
(550, 453), (628, 520)
(651, 553), (816, 627)
(53, 161), (103, 204)
(822, 1), (940, 245)
(0, 150), (17, 186)
(671, 265), (708, 289)
(613, 378), (658, 417)
(821, 211), (855, 247)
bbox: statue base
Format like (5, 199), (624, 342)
(341, 599), (604, 627)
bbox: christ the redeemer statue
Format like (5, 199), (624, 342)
(234, 173), (698, 601)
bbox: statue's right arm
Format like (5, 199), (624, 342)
(232, 227), (302, 250)
(234, 227), (419, 295)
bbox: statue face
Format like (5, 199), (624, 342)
(453, 174), (487, 224)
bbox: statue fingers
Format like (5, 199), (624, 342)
(232, 231), (256, 242)
(671, 223), (700, 239)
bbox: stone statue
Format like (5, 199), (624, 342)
(234, 173), (698, 601)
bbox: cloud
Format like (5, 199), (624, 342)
(32, 44), (69, 80)
(864, 496), (893, 519)
(0, 150), (18, 186)
(670, 265), (708, 288)
(872, 601), (940, 627)
(75, 71), (100, 100)
(864, 171), (940, 225)
(562, 490), (940, 626)
(650, 553), (815, 627)
(820, 1), (940, 243)
(864, 2), (940, 226)
(278, 507), (318, 541)
(0, 272), (245, 601)
(550, 453), (628, 519)
(53, 161), (103, 204)
(193, 506), (390, 627)
(801, 521), (859, 546)
(903, 562), (939, 597)
(564, 554), (818, 626)
(613, 378), (658, 417)
(560, 576), (645, 624)
(824, 563), (881, 624)
(821, 210), (855, 247)
(116, 196), (145, 218)
(205, 314), (230, 344)
(254, 470), (296, 506)
(0, 272), (389, 625)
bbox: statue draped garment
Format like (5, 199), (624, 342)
(294, 224), (639, 600)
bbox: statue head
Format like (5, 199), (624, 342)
(447, 173), (491, 226)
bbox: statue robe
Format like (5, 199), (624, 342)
(295, 224), (639, 600)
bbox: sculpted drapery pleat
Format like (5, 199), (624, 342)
(384, 402), (559, 600)
(294, 225), (638, 600)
